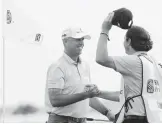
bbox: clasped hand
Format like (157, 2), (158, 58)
(84, 84), (101, 98)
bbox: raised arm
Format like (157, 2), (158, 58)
(96, 12), (116, 69)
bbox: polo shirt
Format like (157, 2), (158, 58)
(45, 53), (91, 118)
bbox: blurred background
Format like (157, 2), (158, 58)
(1, 0), (162, 122)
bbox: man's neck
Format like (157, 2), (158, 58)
(127, 49), (136, 55)
(64, 51), (79, 62)
(127, 50), (147, 55)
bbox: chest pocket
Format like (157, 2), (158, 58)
(64, 63), (90, 88)
(66, 67), (81, 85)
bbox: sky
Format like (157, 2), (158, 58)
(1, 0), (162, 107)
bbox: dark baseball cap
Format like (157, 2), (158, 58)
(112, 8), (133, 29)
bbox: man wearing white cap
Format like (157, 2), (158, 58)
(45, 27), (112, 123)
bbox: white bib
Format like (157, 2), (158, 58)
(139, 55), (162, 122)
(115, 54), (162, 123)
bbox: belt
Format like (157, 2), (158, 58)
(67, 116), (86, 123)
(124, 115), (147, 120)
(48, 112), (86, 123)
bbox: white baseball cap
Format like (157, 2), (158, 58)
(62, 27), (91, 40)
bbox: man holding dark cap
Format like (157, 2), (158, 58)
(45, 27), (113, 123)
(96, 12), (162, 123)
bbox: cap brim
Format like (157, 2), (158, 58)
(73, 33), (91, 40)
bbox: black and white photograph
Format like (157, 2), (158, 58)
(1, 0), (162, 123)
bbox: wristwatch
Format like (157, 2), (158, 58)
(103, 109), (111, 116)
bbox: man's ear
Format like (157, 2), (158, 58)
(127, 37), (131, 46)
(63, 38), (67, 44)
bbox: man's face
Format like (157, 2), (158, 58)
(64, 37), (84, 56)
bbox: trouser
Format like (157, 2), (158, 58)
(122, 115), (148, 123)
(47, 113), (86, 123)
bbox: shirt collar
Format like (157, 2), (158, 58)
(63, 53), (81, 65)
(133, 51), (147, 56)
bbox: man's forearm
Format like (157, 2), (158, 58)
(89, 97), (110, 116)
(98, 91), (120, 102)
(96, 34), (109, 63)
(50, 92), (89, 107)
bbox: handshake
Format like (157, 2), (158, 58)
(84, 84), (101, 98)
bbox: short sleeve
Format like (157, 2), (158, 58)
(112, 55), (141, 75)
(46, 64), (65, 89)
